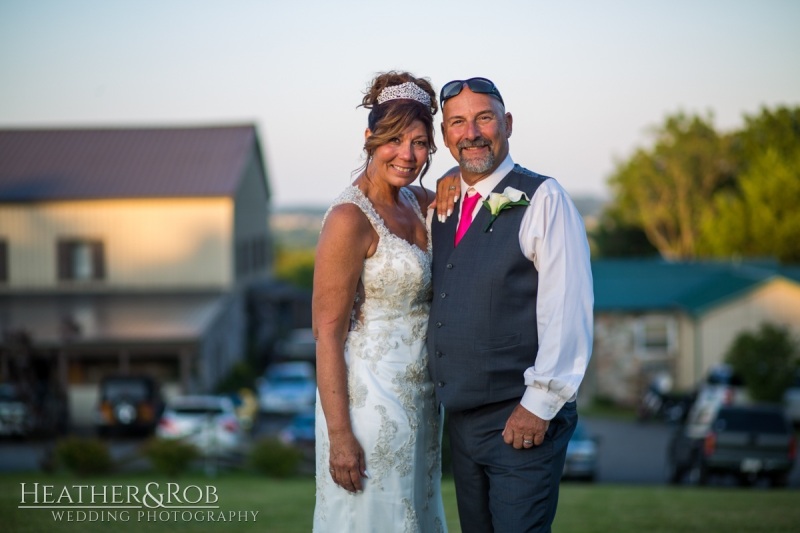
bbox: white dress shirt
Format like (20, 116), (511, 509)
(456, 154), (594, 420)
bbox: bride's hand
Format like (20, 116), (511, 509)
(327, 429), (367, 493)
(429, 166), (461, 223)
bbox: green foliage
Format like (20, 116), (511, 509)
(214, 359), (258, 394)
(606, 112), (735, 259)
(603, 105), (800, 261)
(724, 323), (799, 402)
(274, 248), (315, 289)
(735, 106), (800, 166)
(249, 437), (303, 478)
(589, 207), (659, 258)
(55, 436), (113, 476)
(143, 437), (199, 477)
(701, 148), (800, 262)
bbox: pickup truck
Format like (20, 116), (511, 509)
(666, 404), (797, 487)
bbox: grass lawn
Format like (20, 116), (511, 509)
(2, 472), (799, 532)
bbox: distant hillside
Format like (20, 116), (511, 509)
(271, 195), (607, 249)
(271, 206), (326, 249)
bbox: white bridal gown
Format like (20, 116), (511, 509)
(314, 186), (447, 533)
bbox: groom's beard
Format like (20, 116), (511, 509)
(457, 138), (494, 174)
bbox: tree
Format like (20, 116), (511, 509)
(698, 106), (800, 262)
(606, 112), (736, 259)
(700, 148), (800, 262)
(735, 106), (800, 165)
(589, 206), (659, 258)
(724, 323), (799, 403)
(603, 105), (800, 262)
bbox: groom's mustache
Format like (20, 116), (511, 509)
(457, 138), (491, 151)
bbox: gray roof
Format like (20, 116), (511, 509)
(0, 125), (266, 201)
(592, 258), (800, 316)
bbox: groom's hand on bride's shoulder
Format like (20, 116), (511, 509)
(430, 166), (461, 223)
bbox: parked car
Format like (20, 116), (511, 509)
(0, 383), (34, 437)
(96, 375), (164, 436)
(667, 404), (796, 487)
(684, 364), (749, 438)
(156, 395), (244, 456)
(278, 409), (315, 449)
(561, 421), (599, 482)
(257, 361), (316, 414)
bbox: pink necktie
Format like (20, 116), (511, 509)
(455, 188), (481, 246)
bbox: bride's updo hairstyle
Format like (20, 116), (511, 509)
(358, 71), (438, 180)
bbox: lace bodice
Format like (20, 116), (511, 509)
(323, 186), (433, 333)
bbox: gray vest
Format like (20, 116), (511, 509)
(427, 166), (549, 411)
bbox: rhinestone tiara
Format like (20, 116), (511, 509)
(376, 81), (431, 108)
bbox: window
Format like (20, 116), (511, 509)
(634, 316), (675, 358)
(57, 239), (105, 281)
(643, 321), (669, 350)
(236, 235), (269, 277)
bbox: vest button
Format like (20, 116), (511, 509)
(446, 263), (453, 269)
(436, 322), (442, 328)
(435, 350), (443, 357)
(437, 381), (445, 387)
(440, 292), (446, 298)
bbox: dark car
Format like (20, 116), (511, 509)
(667, 404), (796, 487)
(95, 375), (165, 436)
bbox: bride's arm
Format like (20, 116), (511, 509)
(312, 203), (375, 493)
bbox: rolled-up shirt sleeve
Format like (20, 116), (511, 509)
(518, 178), (594, 420)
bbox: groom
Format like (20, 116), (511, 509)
(427, 77), (594, 532)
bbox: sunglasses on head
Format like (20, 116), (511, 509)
(440, 77), (504, 108)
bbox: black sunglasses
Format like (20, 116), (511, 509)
(440, 77), (504, 108)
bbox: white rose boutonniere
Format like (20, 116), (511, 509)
(482, 186), (530, 232)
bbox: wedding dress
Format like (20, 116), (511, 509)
(314, 186), (446, 533)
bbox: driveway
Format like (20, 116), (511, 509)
(581, 416), (800, 487)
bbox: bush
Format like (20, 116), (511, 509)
(214, 360), (258, 394)
(725, 322), (799, 402)
(143, 438), (199, 477)
(55, 436), (112, 476)
(250, 437), (303, 478)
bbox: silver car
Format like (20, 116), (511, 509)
(562, 421), (599, 482)
(156, 395), (244, 456)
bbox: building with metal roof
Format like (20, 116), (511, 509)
(589, 259), (800, 405)
(0, 125), (275, 428)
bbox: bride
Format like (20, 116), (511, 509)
(312, 71), (447, 532)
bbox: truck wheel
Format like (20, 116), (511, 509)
(771, 473), (789, 488)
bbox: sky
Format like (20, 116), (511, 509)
(1, 0), (798, 207)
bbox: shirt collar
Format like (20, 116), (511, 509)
(459, 153), (515, 200)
